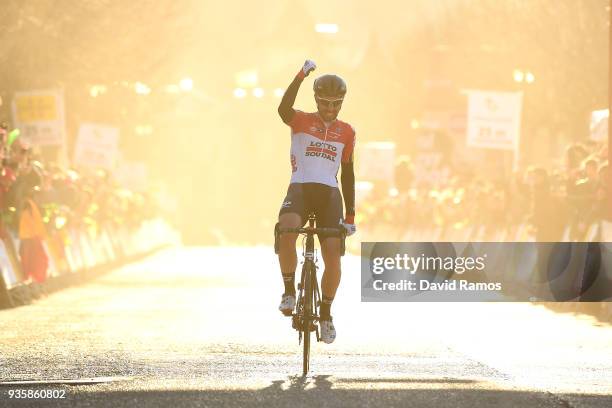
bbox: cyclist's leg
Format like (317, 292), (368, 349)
(278, 184), (305, 296)
(278, 212), (301, 289)
(319, 237), (340, 343)
(316, 186), (343, 318)
(320, 237), (342, 299)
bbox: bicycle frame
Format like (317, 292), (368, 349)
(297, 215), (321, 336)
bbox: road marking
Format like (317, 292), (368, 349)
(0, 377), (133, 385)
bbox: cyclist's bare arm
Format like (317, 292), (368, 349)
(278, 60), (316, 125)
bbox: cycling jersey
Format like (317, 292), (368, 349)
(287, 110), (355, 188)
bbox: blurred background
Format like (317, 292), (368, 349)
(0, 0), (608, 245)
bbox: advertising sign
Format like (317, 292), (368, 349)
(73, 123), (120, 169)
(11, 89), (66, 146)
(466, 90), (523, 151)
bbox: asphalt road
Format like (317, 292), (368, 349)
(0, 246), (611, 407)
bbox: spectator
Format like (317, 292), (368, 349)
(530, 167), (565, 242)
(565, 144), (588, 194)
(0, 167), (16, 212)
(18, 187), (49, 283)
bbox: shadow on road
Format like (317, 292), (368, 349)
(335, 377), (478, 384)
(264, 375), (477, 392)
(16, 381), (610, 408)
(264, 374), (333, 392)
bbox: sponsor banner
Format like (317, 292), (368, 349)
(590, 109), (608, 142)
(466, 90), (522, 151)
(356, 142), (395, 182)
(11, 89), (66, 146)
(361, 242), (612, 302)
(73, 123), (120, 169)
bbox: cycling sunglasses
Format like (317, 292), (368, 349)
(316, 96), (344, 108)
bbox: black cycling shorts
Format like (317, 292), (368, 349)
(279, 183), (343, 233)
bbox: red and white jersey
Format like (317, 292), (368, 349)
(287, 110), (356, 187)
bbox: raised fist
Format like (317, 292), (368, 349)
(297, 60), (316, 79)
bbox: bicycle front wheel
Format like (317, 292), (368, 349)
(302, 261), (312, 376)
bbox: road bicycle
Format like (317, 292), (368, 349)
(275, 213), (345, 376)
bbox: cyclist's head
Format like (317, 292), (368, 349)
(313, 74), (346, 122)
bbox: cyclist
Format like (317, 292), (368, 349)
(276, 59), (356, 344)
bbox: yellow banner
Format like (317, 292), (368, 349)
(14, 94), (58, 122)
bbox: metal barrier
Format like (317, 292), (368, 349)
(0, 218), (180, 309)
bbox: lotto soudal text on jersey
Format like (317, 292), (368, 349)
(305, 141), (338, 161)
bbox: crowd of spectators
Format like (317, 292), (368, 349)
(357, 139), (610, 318)
(0, 121), (158, 284)
(358, 139), (609, 243)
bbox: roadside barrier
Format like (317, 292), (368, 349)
(0, 218), (180, 309)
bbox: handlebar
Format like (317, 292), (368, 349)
(278, 227), (345, 237)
